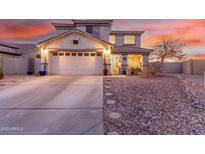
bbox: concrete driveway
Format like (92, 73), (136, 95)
(0, 75), (103, 135)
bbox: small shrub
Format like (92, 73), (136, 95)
(0, 67), (4, 80)
(142, 63), (162, 77)
(127, 67), (142, 75)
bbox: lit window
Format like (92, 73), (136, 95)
(109, 35), (115, 44)
(124, 35), (135, 44)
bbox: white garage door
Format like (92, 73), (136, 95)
(50, 52), (104, 75)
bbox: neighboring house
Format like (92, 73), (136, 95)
(0, 20), (153, 75)
(0, 41), (40, 75)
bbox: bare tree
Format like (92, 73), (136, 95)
(152, 36), (186, 63)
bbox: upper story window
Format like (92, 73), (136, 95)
(124, 35), (135, 44)
(86, 25), (100, 37)
(109, 35), (115, 44)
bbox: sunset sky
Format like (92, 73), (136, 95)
(0, 19), (205, 59)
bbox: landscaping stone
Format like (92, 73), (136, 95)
(107, 131), (120, 135)
(105, 93), (112, 96)
(109, 112), (121, 119)
(106, 100), (116, 105)
(103, 75), (205, 135)
(104, 85), (111, 89)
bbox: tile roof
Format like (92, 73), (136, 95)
(35, 30), (69, 44)
(72, 19), (113, 24)
(112, 46), (153, 55)
(110, 31), (144, 35)
(0, 41), (38, 55)
(13, 43), (38, 54)
(0, 41), (19, 49)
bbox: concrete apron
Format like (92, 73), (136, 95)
(0, 75), (104, 135)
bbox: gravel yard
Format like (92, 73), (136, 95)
(103, 75), (205, 135)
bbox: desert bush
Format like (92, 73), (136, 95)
(142, 63), (162, 77)
(127, 67), (142, 75)
(0, 67), (4, 80)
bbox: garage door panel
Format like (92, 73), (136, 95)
(50, 53), (103, 75)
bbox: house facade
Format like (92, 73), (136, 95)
(0, 20), (152, 75)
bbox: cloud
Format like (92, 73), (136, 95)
(0, 19), (71, 41)
(113, 19), (205, 50)
(0, 19), (205, 56)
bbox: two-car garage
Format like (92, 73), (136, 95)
(37, 29), (112, 75)
(50, 51), (104, 75)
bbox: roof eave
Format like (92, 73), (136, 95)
(110, 31), (144, 35)
(36, 29), (113, 47)
(0, 51), (21, 56)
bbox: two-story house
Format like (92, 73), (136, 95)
(0, 19), (153, 75)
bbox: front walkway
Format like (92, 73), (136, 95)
(0, 75), (103, 135)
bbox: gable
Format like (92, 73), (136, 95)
(40, 31), (111, 50)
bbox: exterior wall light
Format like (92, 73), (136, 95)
(103, 48), (111, 75)
(103, 49), (111, 55)
(40, 49), (48, 76)
(41, 49), (48, 57)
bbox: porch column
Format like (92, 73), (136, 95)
(142, 54), (149, 69)
(121, 54), (128, 74)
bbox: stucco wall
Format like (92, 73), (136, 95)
(182, 60), (192, 75)
(162, 62), (182, 73)
(100, 26), (110, 41)
(135, 35), (141, 47)
(150, 62), (182, 73)
(192, 60), (205, 75)
(76, 26), (86, 32)
(21, 50), (41, 74)
(0, 50), (40, 75)
(115, 35), (124, 46)
(0, 54), (27, 75)
(182, 60), (205, 75)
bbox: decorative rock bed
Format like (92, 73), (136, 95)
(103, 75), (205, 135)
(105, 93), (112, 96)
(109, 112), (121, 119)
(104, 85), (111, 89)
(106, 100), (116, 105)
(107, 131), (120, 135)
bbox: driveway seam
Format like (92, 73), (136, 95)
(80, 121), (103, 135)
